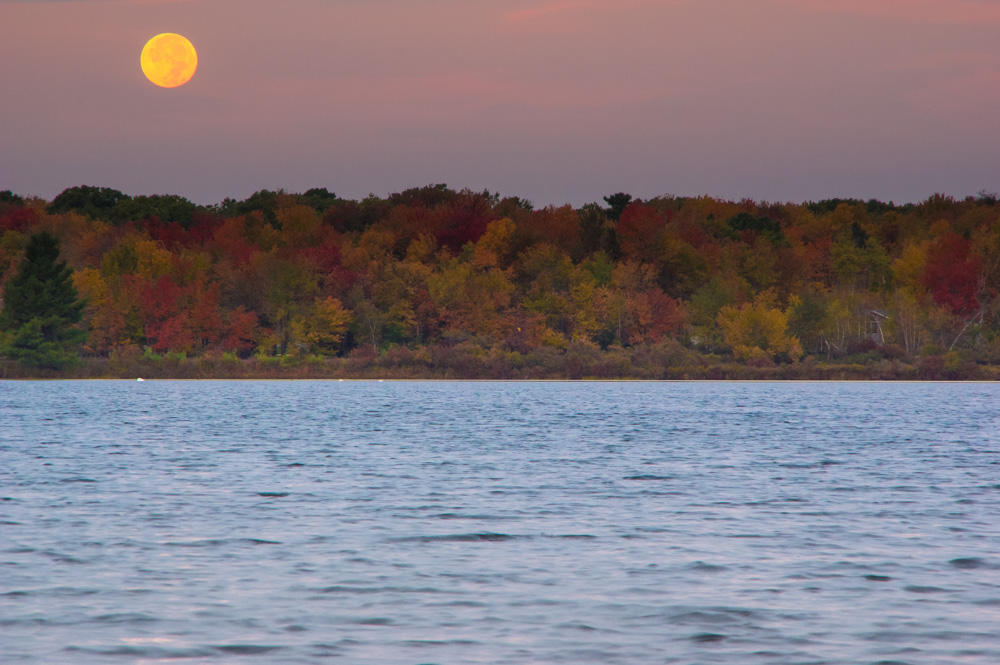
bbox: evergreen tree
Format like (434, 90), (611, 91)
(0, 232), (86, 369)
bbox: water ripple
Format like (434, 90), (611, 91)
(2, 380), (999, 664)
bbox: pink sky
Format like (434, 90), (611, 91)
(1, 0), (998, 206)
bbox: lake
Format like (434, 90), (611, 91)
(2, 380), (999, 664)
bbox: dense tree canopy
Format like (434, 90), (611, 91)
(2, 185), (999, 376)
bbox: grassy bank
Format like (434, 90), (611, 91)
(4, 346), (998, 381)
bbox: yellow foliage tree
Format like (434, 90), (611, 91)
(428, 259), (513, 337)
(276, 201), (321, 249)
(568, 267), (600, 341)
(342, 229), (396, 273)
(717, 292), (803, 361)
(891, 240), (928, 298)
(72, 267), (133, 354)
(471, 217), (515, 269)
(289, 297), (351, 356)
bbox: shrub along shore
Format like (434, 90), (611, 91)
(3, 343), (997, 381)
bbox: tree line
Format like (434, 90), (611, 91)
(1, 184), (998, 378)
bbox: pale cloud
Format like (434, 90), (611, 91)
(0, 0), (193, 4)
(882, 50), (1000, 74)
(505, 0), (675, 22)
(507, 1), (614, 22)
(508, 0), (1000, 24)
(779, 0), (1000, 24)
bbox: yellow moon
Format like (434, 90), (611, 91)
(140, 33), (197, 88)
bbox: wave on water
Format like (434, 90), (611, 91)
(389, 532), (525, 543)
(163, 538), (281, 547)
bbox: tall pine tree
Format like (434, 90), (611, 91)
(0, 232), (86, 369)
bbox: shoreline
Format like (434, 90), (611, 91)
(4, 378), (1000, 383)
(4, 357), (997, 381)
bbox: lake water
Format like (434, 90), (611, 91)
(2, 380), (999, 664)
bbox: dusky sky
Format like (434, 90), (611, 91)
(2, 0), (999, 207)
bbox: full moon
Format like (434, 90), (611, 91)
(140, 33), (198, 88)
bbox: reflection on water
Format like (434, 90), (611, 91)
(2, 380), (999, 664)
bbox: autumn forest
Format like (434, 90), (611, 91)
(1, 184), (999, 380)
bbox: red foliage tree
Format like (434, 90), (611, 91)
(222, 307), (259, 354)
(645, 290), (689, 341)
(435, 196), (494, 252)
(189, 281), (223, 348)
(617, 203), (667, 263)
(139, 275), (192, 352)
(922, 233), (982, 315)
(0, 208), (36, 233)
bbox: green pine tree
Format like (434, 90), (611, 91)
(0, 232), (87, 369)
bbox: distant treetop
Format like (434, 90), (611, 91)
(48, 185), (128, 221)
(0, 190), (24, 207)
